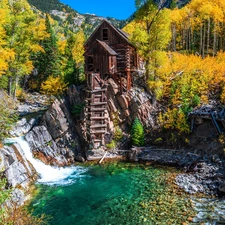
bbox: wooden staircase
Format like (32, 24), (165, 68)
(85, 73), (108, 149)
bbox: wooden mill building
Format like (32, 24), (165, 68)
(84, 19), (141, 149)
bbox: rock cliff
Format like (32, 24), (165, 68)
(106, 79), (158, 142)
(25, 96), (84, 166)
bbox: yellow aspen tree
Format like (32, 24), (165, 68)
(41, 75), (67, 96)
(72, 29), (85, 66)
(2, 0), (47, 97)
(0, 2), (15, 76)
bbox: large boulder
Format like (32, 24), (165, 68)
(9, 118), (36, 137)
(25, 126), (75, 166)
(41, 99), (70, 140)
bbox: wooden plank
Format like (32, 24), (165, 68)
(86, 112), (106, 115)
(90, 108), (106, 111)
(99, 151), (108, 164)
(90, 124), (107, 128)
(90, 117), (107, 119)
(86, 88), (107, 93)
(93, 139), (103, 142)
(90, 102), (107, 106)
(90, 130), (106, 134)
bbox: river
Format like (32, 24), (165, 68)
(12, 137), (225, 225)
(29, 162), (199, 225)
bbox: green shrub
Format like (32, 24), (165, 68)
(131, 117), (145, 146)
(114, 126), (123, 141)
(106, 140), (116, 149)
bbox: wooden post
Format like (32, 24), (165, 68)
(127, 69), (131, 91)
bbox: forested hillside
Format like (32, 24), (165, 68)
(27, 0), (72, 12)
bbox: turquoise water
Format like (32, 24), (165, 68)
(29, 162), (195, 225)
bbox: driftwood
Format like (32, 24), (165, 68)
(98, 151), (108, 164)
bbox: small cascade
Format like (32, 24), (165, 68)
(5, 137), (87, 186)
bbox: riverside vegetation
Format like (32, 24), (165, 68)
(1, 0), (225, 224)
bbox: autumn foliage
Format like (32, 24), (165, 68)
(124, 0), (225, 133)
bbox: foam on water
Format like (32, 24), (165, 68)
(5, 137), (88, 186)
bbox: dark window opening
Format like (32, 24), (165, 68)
(102, 28), (108, 40)
(88, 56), (94, 71)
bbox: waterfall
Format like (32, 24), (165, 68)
(5, 137), (87, 186)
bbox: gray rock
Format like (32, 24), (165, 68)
(218, 183), (225, 193)
(0, 144), (36, 189)
(25, 125), (75, 166)
(9, 118), (36, 137)
(0, 143), (37, 205)
(25, 126), (52, 149)
(75, 155), (86, 162)
(41, 99), (70, 139)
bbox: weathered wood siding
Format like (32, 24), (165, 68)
(85, 41), (110, 76)
(85, 20), (128, 49)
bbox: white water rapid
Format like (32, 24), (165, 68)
(5, 137), (87, 186)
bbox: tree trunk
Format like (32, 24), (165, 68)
(182, 27), (185, 50)
(199, 25), (202, 56)
(188, 26), (191, 52)
(171, 23), (176, 51)
(213, 23), (217, 56)
(8, 76), (12, 96)
(202, 21), (206, 58)
(207, 18), (210, 55)
(13, 75), (18, 99)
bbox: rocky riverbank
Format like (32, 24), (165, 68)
(138, 148), (225, 196)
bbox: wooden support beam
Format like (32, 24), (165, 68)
(210, 113), (222, 134)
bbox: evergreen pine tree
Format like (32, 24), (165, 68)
(63, 35), (77, 85)
(33, 14), (61, 88)
(131, 117), (145, 146)
(169, 0), (176, 9)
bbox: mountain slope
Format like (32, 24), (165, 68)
(27, 0), (74, 13)
(27, 0), (127, 38)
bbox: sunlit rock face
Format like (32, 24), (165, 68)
(25, 126), (74, 166)
(25, 98), (82, 166)
(106, 79), (158, 134)
(9, 118), (36, 137)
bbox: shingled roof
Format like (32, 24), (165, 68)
(96, 40), (118, 55)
